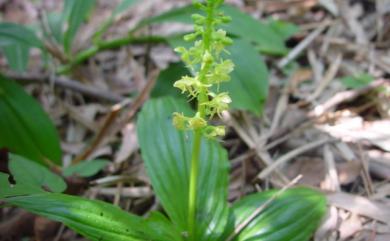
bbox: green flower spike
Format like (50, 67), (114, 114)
(172, 0), (234, 139)
(172, 2), (234, 239)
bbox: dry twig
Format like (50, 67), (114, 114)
(258, 138), (332, 179)
(72, 70), (158, 163)
(5, 72), (124, 103)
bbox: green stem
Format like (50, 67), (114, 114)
(56, 35), (166, 74)
(187, 2), (215, 240)
(188, 130), (202, 240)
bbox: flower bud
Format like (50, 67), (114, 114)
(220, 15), (232, 24)
(172, 112), (187, 130)
(192, 14), (206, 25)
(221, 36), (233, 45)
(188, 113), (207, 129)
(174, 46), (186, 54)
(203, 125), (226, 138)
(193, 1), (206, 10)
(184, 33), (198, 42)
(203, 51), (213, 64)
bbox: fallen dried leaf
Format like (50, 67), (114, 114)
(327, 192), (390, 225)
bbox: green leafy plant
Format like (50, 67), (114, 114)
(170, 0), (235, 237)
(1, 1), (326, 241)
(145, 3), (293, 115)
(0, 75), (62, 165)
(0, 0), (136, 73)
(0, 0), (295, 114)
(0, 154), (66, 197)
(0, 22), (44, 71)
(340, 73), (374, 89)
(62, 159), (109, 178)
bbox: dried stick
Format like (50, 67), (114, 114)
(309, 79), (387, 117)
(71, 100), (127, 164)
(269, 79), (387, 142)
(223, 112), (289, 185)
(72, 70), (158, 163)
(305, 53), (342, 102)
(258, 138), (332, 179)
(323, 144), (340, 191)
(277, 20), (330, 68)
(5, 72), (124, 103)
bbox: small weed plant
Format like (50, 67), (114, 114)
(0, 1), (326, 241)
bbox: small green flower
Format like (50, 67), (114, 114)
(212, 29), (232, 55)
(188, 112), (207, 129)
(172, 112), (187, 130)
(203, 125), (226, 138)
(208, 59), (234, 84)
(202, 51), (213, 66)
(184, 30), (201, 42)
(203, 92), (231, 117)
(173, 76), (210, 98)
(191, 14), (206, 25)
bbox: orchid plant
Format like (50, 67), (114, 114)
(0, 1), (326, 241)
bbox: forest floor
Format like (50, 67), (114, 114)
(1, 0), (390, 240)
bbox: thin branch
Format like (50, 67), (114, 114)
(57, 35), (166, 74)
(72, 70), (158, 164)
(258, 138), (332, 179)
(277, 20), (331, 68)
(305, 53), (343, 103)
(71, 99), (128, 164)
(5, 72), (124, 103)
(269, 79), (388, 142)
(309, 79), (387, 117)
(223, 112), (289, 185)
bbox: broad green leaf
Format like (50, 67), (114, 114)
(63, 159), (109, 177)
(47, 12), (64, 44)
(151, 62), (190, 99)
(341, 73), (374, 89)
(0, 22), (43, 72)
(222, 187), (327, 241)
(1, 44), (29, 72)
(136, 4), (288, 55)
(63, 0), (96, 54)
(114, 0), (139, 16)
(94, 0), (139, 41)
(9, 154), (66, 193)
(222, 5), (288, 55)
(144, 212), (184, 241)
(0, 76), (62, 165)
(267, 19), (300, 41)
(0, 172), (39, 198)
(0, 22), (43, 48)
(167, 37), (269, 115)
(223, 39), (269, 115)
(136, 5), (194, 27)
(0, 154), (66, 199)
(137, 97), (229, 241)
(4, 193), (146, 241)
